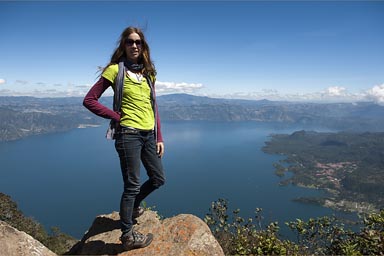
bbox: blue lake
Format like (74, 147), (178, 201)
(0, 121), (353, 239)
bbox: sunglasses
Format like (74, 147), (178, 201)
(126, 39), (142, 47)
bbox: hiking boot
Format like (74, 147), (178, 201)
(120, 229), (153, 251)
(132, 206), (144, 219)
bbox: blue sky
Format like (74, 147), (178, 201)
(1, 1), (383, 103)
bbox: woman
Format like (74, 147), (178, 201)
(83, 26), (165, 251)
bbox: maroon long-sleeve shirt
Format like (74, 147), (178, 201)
(83, 76), (163, 142)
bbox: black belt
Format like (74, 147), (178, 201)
(118, 126), (154, 135)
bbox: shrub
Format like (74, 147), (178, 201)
(205, 198), (301, 255)
(206, 198), (384, 255)
(0, 193), (77, 255)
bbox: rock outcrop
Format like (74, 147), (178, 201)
(0, 220), (56, 256)
(67, 210), (224, 256)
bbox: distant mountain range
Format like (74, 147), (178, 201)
(1, 94), (384, 141)
(157, 94), (384, 131)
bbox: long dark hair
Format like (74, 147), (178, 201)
(102, 26), (156, 78)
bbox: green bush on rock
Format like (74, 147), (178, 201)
(0, 193), (77, 255)
(205, 198), (384, 255)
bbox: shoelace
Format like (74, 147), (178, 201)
(132, 231), (146, 242)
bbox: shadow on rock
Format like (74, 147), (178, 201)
(67, 240), (124, 255)
(65, 215), (122, 255)
(65, 210), (224, 256)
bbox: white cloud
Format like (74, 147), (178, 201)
(365, 84), (384, 105)
(0, 80), (203, 97)
(28, 88), (88, 98)
(156, 81), (203, 94)
(208, 86), (369, 103)
(1, 77), (384, 106)
(323, 86), (346, 97)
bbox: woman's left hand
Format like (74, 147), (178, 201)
(156, 142), (165, 158)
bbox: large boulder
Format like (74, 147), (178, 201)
(67, 210), (224, 256)
(0, 220), (56, 256)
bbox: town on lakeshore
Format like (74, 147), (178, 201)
(263, 130), (384, 214)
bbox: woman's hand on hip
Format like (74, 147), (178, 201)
(156, 142), (165, 158)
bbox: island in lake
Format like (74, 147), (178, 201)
(262, 130), (384, 214)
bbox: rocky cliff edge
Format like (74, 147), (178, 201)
(0, 220), (56, 256)
(1, 210), (224, 256)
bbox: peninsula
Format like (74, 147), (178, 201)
(262, 130), (384, 214)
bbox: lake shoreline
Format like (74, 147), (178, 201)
(0, 121), (368, 239)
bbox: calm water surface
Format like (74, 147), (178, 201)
(0, 121), (351, 239)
